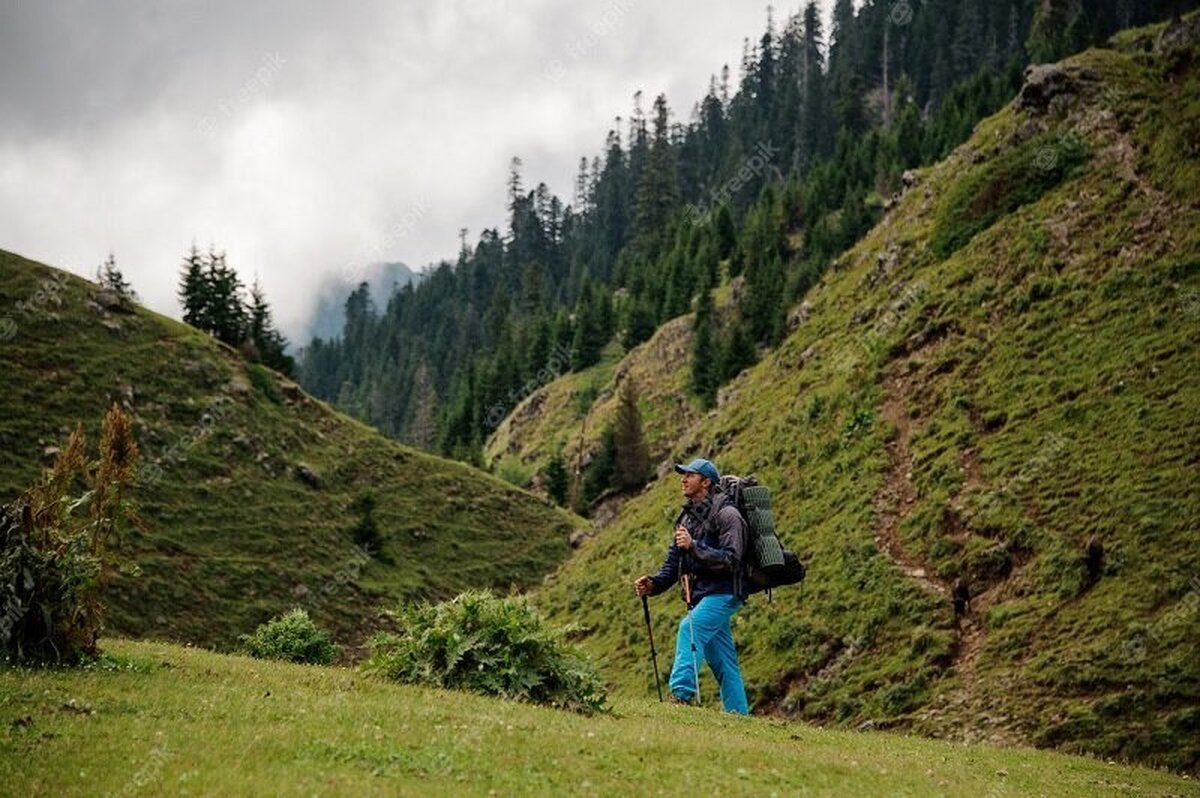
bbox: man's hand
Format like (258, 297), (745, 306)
(634, 575), (654, 597)
(674, 525), (693, 550)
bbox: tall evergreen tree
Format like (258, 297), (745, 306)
(634, 95), (680, 248)
(96, 253), (137, 303)
(247, 279), (294, 376)
(178, 244), (208, 330)
(691, 283), (718, 407)
(613, 377), (650, 491)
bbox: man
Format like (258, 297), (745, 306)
(634, 458), (749, 714)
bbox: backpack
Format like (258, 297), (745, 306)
(715, 475), (807, 599)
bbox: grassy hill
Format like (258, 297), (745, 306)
(531, 19), (1200, 772)
(2, 638), (1195, 796)
(484, 282), (742, 493)
(0, 249), (582, 651)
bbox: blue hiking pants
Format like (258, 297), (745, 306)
(668, 593), (748, 714)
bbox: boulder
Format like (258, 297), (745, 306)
(293, 462), (322, 489)
(1016, 64), (1100, 113)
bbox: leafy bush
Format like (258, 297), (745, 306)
(1, 405), (142, 664)
(240, 608), (340, 665)
(364, 591), (607, 714)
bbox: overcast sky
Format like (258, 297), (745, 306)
(0, 0), (833, 339)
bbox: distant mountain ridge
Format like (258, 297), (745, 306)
(302, 260), (420, 342)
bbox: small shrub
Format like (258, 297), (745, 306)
(349, 493), (386, 560)
(364, 591), (607, 714)
(240, 608), (340, 665)
(1, 405), (142, 665)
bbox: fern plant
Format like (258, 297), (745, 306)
(364, 591), (607, 714)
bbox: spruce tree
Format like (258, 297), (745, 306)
(581, 424), (617, 506)
(544, 449), (570, 506)
(248, 279), (294, 376)
(691, 284), (718, 407)
(96, 253), (137, 304)
(178, 244), (208, 330)
(718, 317), (757, 383)
(633, 95), (680, 247)
(613, 377), (650, 491)
(203, 249), (248, 348)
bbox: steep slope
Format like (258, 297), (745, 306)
(484, 283), (741, 486)
(2, 638), (1194, 796)
(0, 250), (581, 650)
(534, 19), (1200, 772)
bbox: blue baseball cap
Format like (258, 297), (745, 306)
(674, 458), (719, 484)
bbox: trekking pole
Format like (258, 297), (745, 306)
(683, 574), (701, 707)
(641, 595), (663, 702)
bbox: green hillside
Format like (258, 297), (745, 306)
(2, 638), (1194, 796)
(533, 22), (1200, 772)
(0, 250), (582, 651)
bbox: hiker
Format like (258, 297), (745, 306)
(634, 458), (749, 714)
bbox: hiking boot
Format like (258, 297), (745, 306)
(668, 692), (694, 706)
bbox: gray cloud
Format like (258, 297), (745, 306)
(0, 0), (832, 339)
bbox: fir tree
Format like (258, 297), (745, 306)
(544, 449), (570, 506)
(178, 244), (208, 330)
(718, 317), (757, 383)
(691, 284), (718, 407)
(248, 279), (294, 376)
(633, 95), (680, 247)
(581, 424), (617, 506)
(96, 253), (137, 304)
(613, 377), (650, 491)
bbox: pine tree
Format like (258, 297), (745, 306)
(612, 378), (650, 491)
(96, 253), (137, 304)
(691, 283), (718, 407)
(248, 279), (294, 376)
(633, 95), (680, 248)
(715, 204), (737, 262)
(204, 249), (248, 348)
(544, 449), (570, 506)
(178, 244), (208, 329)
(718, 317), (757, 383)
(581, 424), (617, 506)
(570, 284), (604, 371)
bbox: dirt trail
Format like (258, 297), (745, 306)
(874, 365), (990, 697)
(875, 360), (1028, 745)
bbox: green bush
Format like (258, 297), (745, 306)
(240, 608), (340, 665)
(364, 591), (607, 714)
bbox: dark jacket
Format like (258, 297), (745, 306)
(648, 491), (748, 606)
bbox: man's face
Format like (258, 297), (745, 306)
(680, 471), (711, 501)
